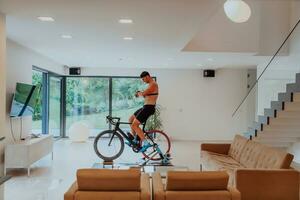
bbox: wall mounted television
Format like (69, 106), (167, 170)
(10, 82), (41, 117)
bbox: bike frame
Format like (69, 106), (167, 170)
(108, 121), (134, 146)
(108, 120), (155, 145)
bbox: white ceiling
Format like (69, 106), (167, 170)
(0, 0), (295, 69)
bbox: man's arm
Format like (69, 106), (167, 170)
(140, 83), (157, 97)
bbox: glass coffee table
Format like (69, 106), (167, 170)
(92, 161), (189, 178)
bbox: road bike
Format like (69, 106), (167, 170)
(94, 115), (171, 165)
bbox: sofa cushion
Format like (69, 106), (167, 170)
(75, 191), (140, 200)
(166, 171), (229, 191)
(228, 135), (248, 162)
(201, 151), (244, 186)
(239, 140), (265, 168)
(202, 151), (244, 170)
(77, 169), (141, 191)
(256, 146), (294, 169)
(165, 191), (232, 200)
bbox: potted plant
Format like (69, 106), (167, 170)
(145, 104), (163, 131)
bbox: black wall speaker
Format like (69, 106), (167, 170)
(203, 70), (215, 77)
(69, 67), (81, 75)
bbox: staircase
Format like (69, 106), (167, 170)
(245, 73), (300, 149)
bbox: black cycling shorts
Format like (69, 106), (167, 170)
(134, 105), (156, 123)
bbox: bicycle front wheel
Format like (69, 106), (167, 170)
(142, 130), (171, 161)
(94, 130), (124, 161)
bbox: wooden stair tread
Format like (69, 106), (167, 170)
(293, 92), (300, 102)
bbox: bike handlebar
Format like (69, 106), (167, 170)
(106, 115), (120, 125)
(106, 115), (134, 126)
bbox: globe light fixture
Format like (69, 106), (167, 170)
(224, 0), (251, 23)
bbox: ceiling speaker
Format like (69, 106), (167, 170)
(203, 70), (215, 78)
(69, 67), (81, 75)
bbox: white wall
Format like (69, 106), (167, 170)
(0, 12), (6, 199)
(6, 39), (64, 142)
(80, 67), (248, 141)
(257, 2), (291, 56)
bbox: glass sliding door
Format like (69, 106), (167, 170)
(49, 76), (62, 137)
(112, 78), (145, 129)
(32, 70), (43, 134)
(66, 77), (109, 137)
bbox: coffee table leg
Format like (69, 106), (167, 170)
(27, 166), (30, 176)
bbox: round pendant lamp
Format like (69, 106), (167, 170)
(224, 0), (251, 23)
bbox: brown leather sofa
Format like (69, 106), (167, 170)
(64, 168), (150, 200)
(153, 171), (241, 200)
(201, 135), (299, 200)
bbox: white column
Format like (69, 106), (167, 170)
(0, 12), (6, 199)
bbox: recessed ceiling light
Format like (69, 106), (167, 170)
(123, 37), (133, 40)
(61, 35), (72, 39)
(119, 19), (133, 24)
(38, 16), (55, 22)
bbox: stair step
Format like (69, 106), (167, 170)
(246, 128), (256, 136)
(286, 83), (300, 93)
(249, 121), (261, 131)
(293, 92), (300, 102)
(264, 108), (276, 118)
(255, 137), (297, 143)
(296, 73), (300, 83)
(258, 129), (300, 136)
(271, 101), (284, 111)
(257, 131), (300, 138)
(254, 121), (263, 131)
(277, 110), (300, 118)
(243, 132), (253, 139)
(258, 141), (292, 148)
(284, 102), (300, 111)
(269, 117), (300, 125)
(263, 124), (300, 131)
(258, 115), (268, 124)
(278, 92), (292, 102)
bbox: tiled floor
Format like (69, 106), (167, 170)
(4, 139), (202, 200)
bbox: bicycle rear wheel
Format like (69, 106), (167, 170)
(142, 130), (171, 161)
(94, 130), (124, 161)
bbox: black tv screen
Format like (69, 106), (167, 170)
(10, 83), (41, 117)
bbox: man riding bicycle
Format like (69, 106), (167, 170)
(128, 71), (159, 152)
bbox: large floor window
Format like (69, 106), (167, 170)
(49, 76), (62, 137)
(32, 68), (63, 136)
(32, 69), (150, 137)
(112, 78), (145, 129)
(66, 77), (109, 137)
(32, 70), (43, 134)
(65, 77), (146, 136)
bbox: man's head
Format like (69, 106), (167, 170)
(140, 71), (151, 83)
